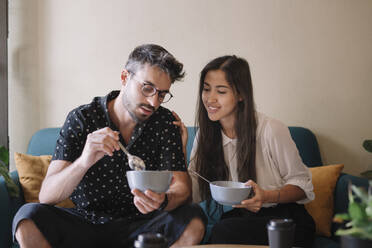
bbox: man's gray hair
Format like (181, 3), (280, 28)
(125, 44), (185, 83)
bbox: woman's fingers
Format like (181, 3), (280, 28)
(233, 180), (264, 212)
(245, 179), (256, 187)
(171, 111), (188, 149)
(172, 111), (181, 121)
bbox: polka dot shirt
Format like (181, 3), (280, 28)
(52, 91), (186, 224)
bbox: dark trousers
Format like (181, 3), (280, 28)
(209, 203), (315, 248)
(12, 203), (207, 248)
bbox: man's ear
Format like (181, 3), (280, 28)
(121, 70), (130, 85)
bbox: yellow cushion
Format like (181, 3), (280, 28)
(14, 152), (75, 208)
(305, 164), (344, 237)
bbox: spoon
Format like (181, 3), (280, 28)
(118, 141), (146, 171)
(188, 169), (213, 185)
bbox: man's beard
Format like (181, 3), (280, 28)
(124, 102), (155, 123)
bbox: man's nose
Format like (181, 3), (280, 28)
(146, 93), (161, 107)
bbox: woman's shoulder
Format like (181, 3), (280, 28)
(256, 112), (290, 141)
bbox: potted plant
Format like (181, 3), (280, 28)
(361, 140), (372, 179)
(334, 181), (372, 248)
(0, 145), (19, 198)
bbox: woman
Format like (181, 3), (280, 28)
(174, 55), (315, 247)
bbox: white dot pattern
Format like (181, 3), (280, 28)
(52, 91), (186, 224)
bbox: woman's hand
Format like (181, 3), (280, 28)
(172, 111), (188, 151)
(233, 180), (268, 213)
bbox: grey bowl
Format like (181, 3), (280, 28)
(126, 170), (173, 193)
(210, 181), (252, 206)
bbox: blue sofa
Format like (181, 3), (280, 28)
(0, 127), (369, 248)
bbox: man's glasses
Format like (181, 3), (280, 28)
(130, 72), (173, 103)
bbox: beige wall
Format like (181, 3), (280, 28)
(8, 0), (372, 175)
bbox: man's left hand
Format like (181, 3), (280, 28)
(131, 189), (166, 214)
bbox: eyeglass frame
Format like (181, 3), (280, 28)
(128, 71), (173, 103)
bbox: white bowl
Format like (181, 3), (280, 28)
(126, 170), (172, 193)
(210, 181), (252, 206)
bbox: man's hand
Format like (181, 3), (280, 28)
(131, 189), (167, 214)
(39, 127), (121, 205)
(233, 180), (267, 213)
(80, 127), (120, 169)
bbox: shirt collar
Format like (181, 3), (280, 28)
(221, 130), (237, 146)
(100, 90), (147, 147)
(101, 90), (120, 129)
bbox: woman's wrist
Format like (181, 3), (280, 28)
(264, 189), (281, 204)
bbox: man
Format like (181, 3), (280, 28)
(13, 44), (206, 248)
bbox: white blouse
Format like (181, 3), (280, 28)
(188, 112), (314, 207)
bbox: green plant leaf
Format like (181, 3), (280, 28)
(337, 182), (372, 240)
(0, 161), (20, 198)
(349, 202), (366, 222)
(366, 206), (372, 218)
(348, 181), (354, 203)
(334, 213), (351, 221)
(352, 185), (369, 204)
(336, 226), (372, 240)
(365, 221), (372, 233)
(0, 146), (9, 166)
(363, 140), (372, 153)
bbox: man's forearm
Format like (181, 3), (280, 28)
(39, 157), (89, 205)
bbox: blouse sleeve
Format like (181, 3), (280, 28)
(265, 119), (315, 204)
(187, 130), (203, 203)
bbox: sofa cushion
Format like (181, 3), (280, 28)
(305, 164), (344, 237)
(14, 152), (74, 208)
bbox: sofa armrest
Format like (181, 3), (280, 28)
(0, 171), (24, 248)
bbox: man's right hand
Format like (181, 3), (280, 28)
(39, 127), (120, 205)
(79, 127), (120, 169)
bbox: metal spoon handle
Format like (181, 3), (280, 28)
(189, 169), (211, 184)
(118, 141), (130, 157)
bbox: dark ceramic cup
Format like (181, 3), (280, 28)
(267, 219), (295, 248)
(133, 233), (168, 248)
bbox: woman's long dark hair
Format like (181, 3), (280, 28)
(195, 55), (257, 208)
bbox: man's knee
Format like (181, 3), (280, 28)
(16, 219), (35, 236)
(172, 217), (205, 247)
(16, 219), (51, 248)
(184, 217), (205, 242)
(13, 203), (45, 236)
(16, 219), (40, 241)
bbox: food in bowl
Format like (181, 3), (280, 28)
(126, 170), (173, 193)
(210, 181), (252, 206)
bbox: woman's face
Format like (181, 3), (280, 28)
(202, 69), (239, 126)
